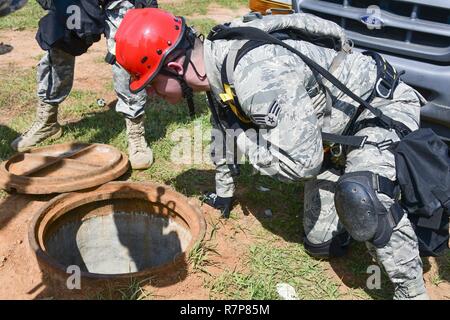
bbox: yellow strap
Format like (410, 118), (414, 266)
(220, 84), (252, 124)
(219, 84), (234, 103)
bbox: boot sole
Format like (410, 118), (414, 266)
(130, 160), (154, 170)
(15, 127), (63, 153)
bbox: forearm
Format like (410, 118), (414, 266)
(214, 158), (236, 198)
(237, 130), (323, 182)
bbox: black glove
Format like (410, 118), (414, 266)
(202, 192), (234, 219)
(134, 0), (158, 8)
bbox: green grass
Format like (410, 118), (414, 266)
(116, 277), (153, 300)
(0, 1), (44, 30)
(0, 62), (398, 299)
(209, 241), (341, 300)
(0, 65), (36, 112)
(188, 241), (220, 274)
(95, 277), (153, 300)
(187, 18), (218, 35)
(0, 0), (247, 32)
(161, 0), (248, 17)
(1, 0), (443, 301)
(434, 253), (450, 286)
(0, 66), (37, 161)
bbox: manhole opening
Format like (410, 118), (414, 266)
(43, 198), (193, 275)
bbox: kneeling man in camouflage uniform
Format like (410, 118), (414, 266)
(114, 8), (428, 299)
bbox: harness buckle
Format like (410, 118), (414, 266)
(373, 173), (381, 193)
(359, 136), (368, 148)
(376, 139), (394, 151)
(375, 78), (393, 99)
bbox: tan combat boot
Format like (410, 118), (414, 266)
(125, 115), (154, 170)
(11, 101), (63, 152)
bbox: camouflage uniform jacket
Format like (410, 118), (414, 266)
(203, 13), (379, 197)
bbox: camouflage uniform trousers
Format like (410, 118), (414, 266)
(36, 0), (147, 119)
(303, 82), (427, 299)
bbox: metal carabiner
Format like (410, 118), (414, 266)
(330, 144), (343, 158)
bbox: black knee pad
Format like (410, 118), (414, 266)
(303, 232), (351, 258)
(334, 171), (402, 248)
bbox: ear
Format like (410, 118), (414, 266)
(167, 61), (184, 75)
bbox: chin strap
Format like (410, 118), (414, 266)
(181, 48), (196, 118)
(160, 28), (207, 119)
(160, 47), (196, 118)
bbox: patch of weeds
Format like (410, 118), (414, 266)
(0, 65), (38, 160)
(436, 252), (450, 284)
(117, 277), (153, 300)
(329, 242), (394, 300)
(430, 272), (444, 286)
(207, 219), (222, 241)
(0, 1), (43, 30)
(160, 0), (247, 17)
(187, 18), (217, 35)
(95, 277), (153, 300)
(209, 242), (341, 300)
(0, 66), (37, 113)
(189, 241), (219, 274)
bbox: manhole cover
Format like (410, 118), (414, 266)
(29, 182), (206, 280)
(0, 143), (129, 194)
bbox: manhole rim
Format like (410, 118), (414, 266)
(0, 142), (130, 194)
(28, 181), (207, 280)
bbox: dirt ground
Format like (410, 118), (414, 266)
(0, 7), (263, 300)
(0, 9), (449, 300)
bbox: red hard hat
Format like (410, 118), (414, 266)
(115, 8), (186, 93)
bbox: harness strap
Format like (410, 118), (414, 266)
(363, 51), (404, 101)
(209, 26), (412, 140)
(321, 51), (347, 132)
(389, 202), (405, 226)
(220, 34), (349, 130)
(370, 172), (404, 228)
(220, 56), (252, 124)
(321, 132), (367, 149)
(225, 40), (248, 86)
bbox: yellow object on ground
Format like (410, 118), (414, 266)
(249, 0), (293, 14)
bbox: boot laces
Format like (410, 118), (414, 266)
(23, 106), (52, 137)
(128, 120), (148, 154)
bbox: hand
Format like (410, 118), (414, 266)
(202, 192), (234, 219)
(134, 0), (158, 8)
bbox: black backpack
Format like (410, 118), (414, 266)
(393, 129), (450, 256)
(208, 25), (450, 257)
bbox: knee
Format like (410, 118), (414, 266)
(334, 171), (401, 248)
(303, 232), (351, 258)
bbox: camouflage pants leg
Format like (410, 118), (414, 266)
(348, 82), (426, 300)
(104, 0), (147, 119)
(37, 47), (75, 105)
(303, 82), (427, 299)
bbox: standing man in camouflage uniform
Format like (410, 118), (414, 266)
(11, 0), (156, 169)
(114, 8), (429, 299)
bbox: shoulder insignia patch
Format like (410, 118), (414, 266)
(251, 100), (281, 128)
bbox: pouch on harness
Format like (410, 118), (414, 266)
(36, 0), (106, 56)
(208, 23), (450, 257)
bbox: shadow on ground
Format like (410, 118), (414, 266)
(61, 96), (210, 149)
(168, 166), (400, 300)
